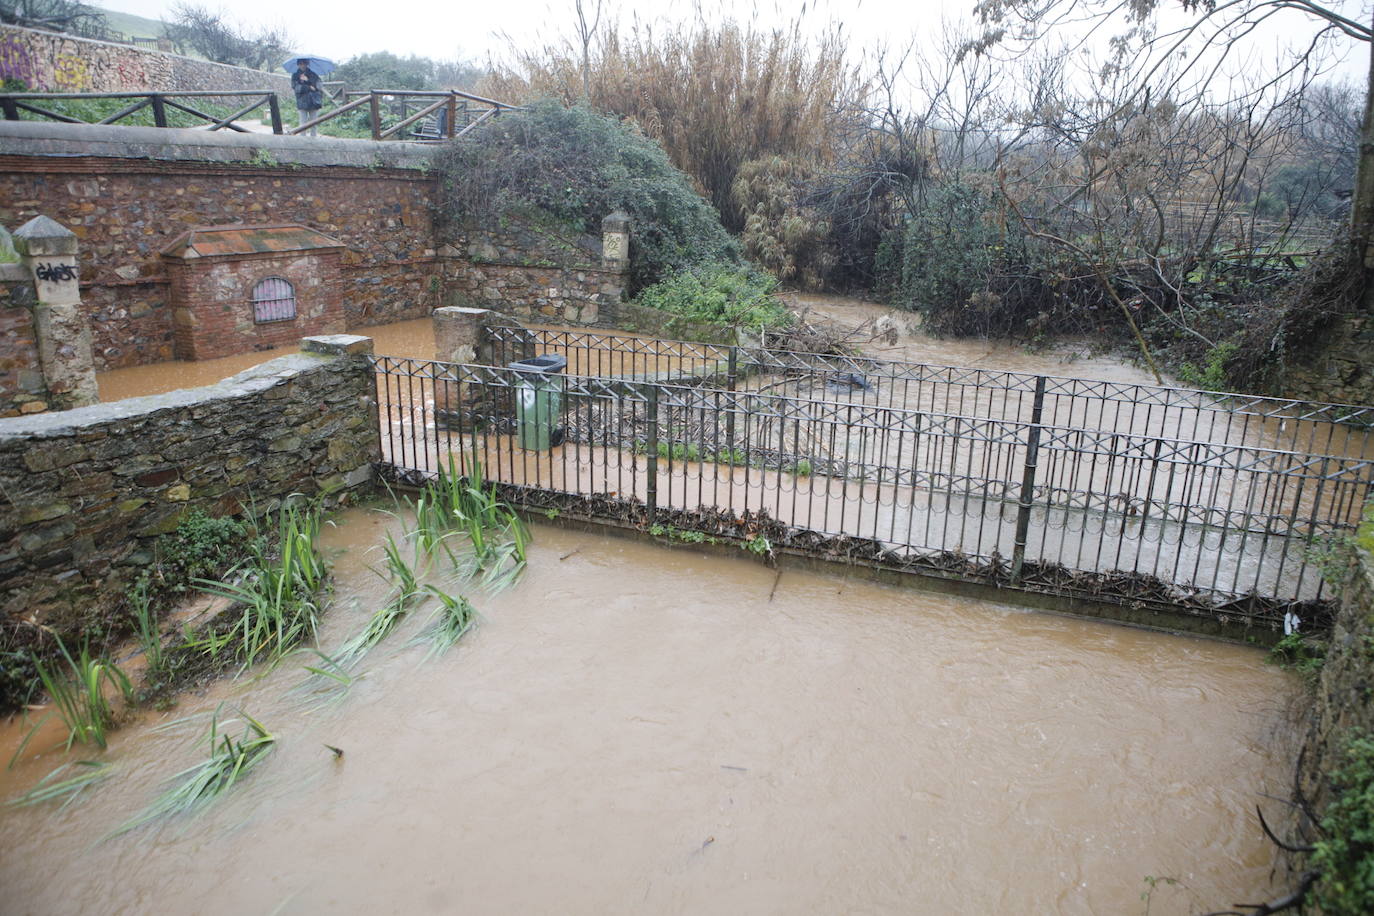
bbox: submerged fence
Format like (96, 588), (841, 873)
(374, 333), (1374, 631)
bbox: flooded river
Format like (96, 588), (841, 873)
(96, 296), (1166, 402)
(1, 510), (1300, 915)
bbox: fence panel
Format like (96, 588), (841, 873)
(372, 355), (1374, 629)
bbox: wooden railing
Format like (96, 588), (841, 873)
(0, 88), (517, 141)
(0, 90), (284, 133)
(293, 89), (519, 140)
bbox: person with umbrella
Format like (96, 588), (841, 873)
(284, 55), (336, 136)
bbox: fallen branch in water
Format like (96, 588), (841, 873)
(1202, 870), (1319, 916)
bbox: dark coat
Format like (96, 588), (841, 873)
(293, 67), (323, 110)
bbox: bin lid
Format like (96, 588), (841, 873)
(509, 354), (568, 373)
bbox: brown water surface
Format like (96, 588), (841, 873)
(0, 510), (1299, 915)
(96, 295), (1161, 402)
(96, 318), (440, 402)
(786, 292), (1166, 385)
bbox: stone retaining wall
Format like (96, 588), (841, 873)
(0, 265), (46, 416)
(1301, 508), (1374, 813)
(1281, 310), (1374, 407)
(441, 219), (630, 327)
(0, 24), (292, 96)
(0, 335), (378, 636)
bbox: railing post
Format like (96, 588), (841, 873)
(267, 94), (283, 134)
(150, 93), (167, 128)
(1010, 375), (1047, 585)
(447, 92), (457, 139)
(369, 92), (382, 140)
(1, 97), (17, 120)
(646, 383), (659, 520)
(724, 345), (738, 457)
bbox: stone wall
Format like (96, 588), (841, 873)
(1281, 310), (1374, 406)
(441, 219), (629, 327)
(1301, 507), (1374, 814)
(0, 335), (378, 636)
(0, 265), (46, 415)
(0, 24), (292, 96)
(0, 122), (643, 375)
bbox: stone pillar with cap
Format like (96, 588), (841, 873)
(13, 216), (98, 410)
(601, 210), (631, 273)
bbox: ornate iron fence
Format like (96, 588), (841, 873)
(373, 353), (1374, 631)
(482, 325), (1374, 457)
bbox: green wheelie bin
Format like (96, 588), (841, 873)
(509, 354), (568, 450)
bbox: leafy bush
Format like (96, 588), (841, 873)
(731, 155), (835, 290)
(433, 100), (740, 293)
(1313, 732), (1374, 915)
(154, 510), (252, 597)
(1267, 630), (1327, 682)
(1176, 340), (1240, 391)
(892, 182), (1036, 332)
(636, 263), (791, 331)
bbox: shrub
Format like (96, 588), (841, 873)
(1312, 732), (1374, 915)
(154, 510), (252, 597)
(636, 263), (791, 331)
(433, 100), (740, 293)
(730, 155), (835, 290)
(895, 182), (1032, 331)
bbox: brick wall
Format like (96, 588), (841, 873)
(167, 249), (345, 360)
(0, 155), (441, 369)
(0, 335), (378, 635)
(0, 23), (292, 96)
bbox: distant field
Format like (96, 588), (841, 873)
(94, 6), (168, 41)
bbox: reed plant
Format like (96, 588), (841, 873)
(191, 500), (327, 667)
(416, 585), (477, 657)
(113, 707), (275, 835)
(128, 575), (164, 671)
(409, 456), (529, 590)
(30, 639), (134, 751)
(5, 760), (112, 811)
(484, 14), (861, 232)
(336, 531), (425, 665)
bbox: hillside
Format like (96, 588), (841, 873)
(94, 5), (168, 41)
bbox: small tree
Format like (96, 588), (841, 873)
(162, 3), (291, 71)
(0, 0), (108, 38)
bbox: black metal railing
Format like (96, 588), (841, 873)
(372, 354), (1374, 630)
(482, 325), (1374, 458)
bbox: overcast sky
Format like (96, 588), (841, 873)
(97, 0), (1368, 87)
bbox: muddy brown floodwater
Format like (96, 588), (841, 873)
(0, 509), (1300, 915)
(97, 296), (1169, 402)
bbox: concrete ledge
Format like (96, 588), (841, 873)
(0, 120), (436, 171)
(302, 334), (374, 356)
(0, 352), (331, 437)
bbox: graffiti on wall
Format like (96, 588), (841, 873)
(51, 54), (90, 90)
(0, 33), (36, 88)
(0, 25), (289, 96)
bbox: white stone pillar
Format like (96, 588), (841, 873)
(13, 216), (98, 409)
(601, 210), (631, 273)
